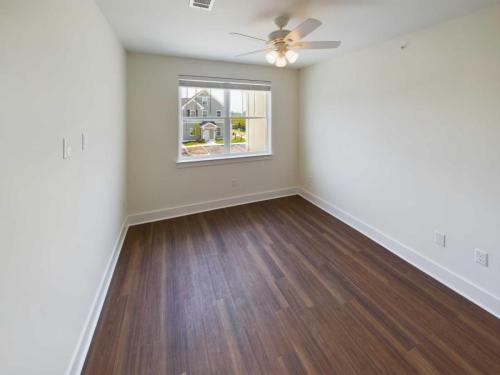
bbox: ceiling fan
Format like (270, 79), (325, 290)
(230, 16), (341, 68)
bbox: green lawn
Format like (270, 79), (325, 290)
(231, 136), (245, 143)
(183, 140), (206, 146)
(184, 137), (246, 146)
(214, 137), (246, 145)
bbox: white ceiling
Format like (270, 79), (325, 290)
(96, 0), (499, 68)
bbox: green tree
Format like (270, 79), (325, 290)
(190, 123), (201, 139)
(231, 118), (246, 131)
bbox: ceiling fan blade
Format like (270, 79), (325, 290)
(291, 41), (341, 49)
(286, 18), (322, 42)
(229, 32), (268, 43)
(236, 48), (269, 57)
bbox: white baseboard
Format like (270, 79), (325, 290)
(66, 218), (129, 375)
(66, 185), (498, 375)
(298, 188), (500, 319)
(127, 187), (299, 226)
(65, 187), (298, 374)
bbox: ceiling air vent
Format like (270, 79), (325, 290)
(189, 0), (214, 11)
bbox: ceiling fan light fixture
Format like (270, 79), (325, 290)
(232, 17), (341, 65)
(285, 49), (298, 63)
(265, 50), (278, 64)
(275, 55), (287, 68)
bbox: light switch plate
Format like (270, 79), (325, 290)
(63, 138), (72, 159)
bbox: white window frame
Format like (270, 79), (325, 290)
(177, 76), (272, 164)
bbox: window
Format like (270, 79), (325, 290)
(178, 76), (271, 162)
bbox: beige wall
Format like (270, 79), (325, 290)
(2, 2), (499, 372)
(126, 53), (299, 215)
(0, 1), (126, 373)
(299, 6), (500, 303)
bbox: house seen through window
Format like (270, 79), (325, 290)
(178, 76), (271, 161)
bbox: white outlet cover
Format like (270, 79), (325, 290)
(434, 231), (446, 247)
(474, 249), (488, 267)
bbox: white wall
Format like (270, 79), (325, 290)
(0, 1), (126, 374)
(127, 53), (299, 215)
(300, 5), (500, 312)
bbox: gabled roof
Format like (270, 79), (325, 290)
(201, 122), (217, 129)
(181, 89), (222, 110)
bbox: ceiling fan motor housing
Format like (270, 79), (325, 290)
(268, 29), (291, 44)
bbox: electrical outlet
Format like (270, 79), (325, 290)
(434, 231), (446, 247)
(474, 249), (488, 267)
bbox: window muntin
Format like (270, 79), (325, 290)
(178, 77), (271, 161)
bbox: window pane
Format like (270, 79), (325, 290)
(247, 118), (267, 153)
(251, 91), (267, 118)
(229, 90), (268, 154)
(181, 87), (225, 118)
(230, 118), (267, 154)
(230, 90), (244, 117)
(179, 82), (270, 160)
(181, 120), (225, 158)
(230, 90), (267, 118)
(230, 118), (248, 153)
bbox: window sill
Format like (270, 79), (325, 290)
(176, 153), (273, 168)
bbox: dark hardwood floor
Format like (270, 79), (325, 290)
(83, 196), (500, 374)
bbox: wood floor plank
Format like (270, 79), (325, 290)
(82, 196), (500, 374)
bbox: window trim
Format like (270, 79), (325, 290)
(176, 152), (273, 167)
(177, 81), (272, 164)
